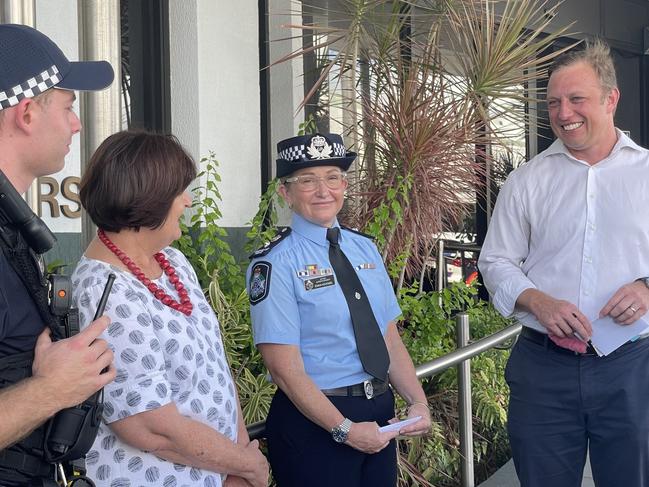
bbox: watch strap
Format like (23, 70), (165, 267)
(635, 277), (649, 289)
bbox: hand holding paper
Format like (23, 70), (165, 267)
(379, 416), (422, 433)
(589, 316), (649, 356)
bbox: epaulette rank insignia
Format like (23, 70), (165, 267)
(249, 227), (292, 259)
(340, 225), (375, 241)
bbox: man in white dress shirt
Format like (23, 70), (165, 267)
(479, 39), (649, 487)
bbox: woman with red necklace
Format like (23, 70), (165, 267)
(71, 131), (268, 487)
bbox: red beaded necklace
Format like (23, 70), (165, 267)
(97, 229), (193, 316)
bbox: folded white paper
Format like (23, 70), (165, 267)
(378, 416), (422, 433)
(590, 316), (649, 356)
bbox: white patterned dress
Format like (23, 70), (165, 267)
(72, 247), (238, 487)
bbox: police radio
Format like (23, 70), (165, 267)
(44, 274), (115, 464)
(0, 168), (56, 254)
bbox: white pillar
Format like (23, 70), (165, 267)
(77, 0), (122, 248)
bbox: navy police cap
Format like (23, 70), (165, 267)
(276, 133), (357, 179)
(0, 24), (114, 111)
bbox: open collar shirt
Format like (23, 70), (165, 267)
(479, 129), (649, 332)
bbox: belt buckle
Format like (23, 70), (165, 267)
(363, 379), (374, 399)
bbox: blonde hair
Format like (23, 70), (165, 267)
(550, 39), (617, 94)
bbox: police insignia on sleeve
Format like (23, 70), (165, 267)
(249, 261), (271, 305)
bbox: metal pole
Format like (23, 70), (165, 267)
(414, 323), (520, 378)
(456, 312), (475, 487)
(77, 0), (122, 249)
(436, 239), (445, 293)
(2, 1), (38, 211)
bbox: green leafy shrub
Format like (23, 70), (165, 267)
(395, 282), (512, 486)
(174, 153), (276, 426)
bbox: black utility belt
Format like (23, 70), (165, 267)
(321, 378), (389, 399)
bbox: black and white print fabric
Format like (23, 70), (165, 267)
(72, 247), (238, 487)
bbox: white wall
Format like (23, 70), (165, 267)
(169, 1), (200, 164)
(269, 0), (305, 158)
(31, 0), (299, 230)
(268, 0), (305, 225)
(35, 0), (82, 233)
(169, 0), (262, 228)
(198, 0), (261, 227)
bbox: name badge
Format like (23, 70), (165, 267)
(304, 275), (335, 291)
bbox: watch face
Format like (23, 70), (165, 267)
(332, 427), (347, 443)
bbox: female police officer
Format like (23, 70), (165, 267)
(247, 133), (431, 486)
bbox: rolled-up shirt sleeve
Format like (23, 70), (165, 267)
(478, 172), (536, 317)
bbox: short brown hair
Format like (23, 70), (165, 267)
(550, 38), (617, 94)
(0, 90), (51, 128)
(80, 130), (196, 232)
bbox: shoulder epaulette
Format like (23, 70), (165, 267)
(249, 227), (292, 259)
(340, 225), (375, 241)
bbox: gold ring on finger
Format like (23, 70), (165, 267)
(629, 306), (638, 314)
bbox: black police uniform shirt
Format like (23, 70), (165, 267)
(0, 252), (44, 358)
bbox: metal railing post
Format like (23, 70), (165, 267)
(456, 312), (475, 487)
(436, 239), (445, 293)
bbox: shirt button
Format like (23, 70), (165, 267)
(584, 290), (590, 296)
(589, 194), (594, 198)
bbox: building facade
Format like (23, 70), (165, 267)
(3, 0), (649, 265)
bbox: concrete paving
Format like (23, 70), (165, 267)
(478, 457), (594, 487)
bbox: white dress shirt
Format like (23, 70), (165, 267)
(479, 130), (649, 332)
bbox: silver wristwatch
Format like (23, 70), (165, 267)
(331, 418), (352, 443)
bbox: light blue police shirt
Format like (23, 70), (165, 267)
(247, 212), (401, 389)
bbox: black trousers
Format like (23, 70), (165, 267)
(266, 388), (397, 487)
(507, 334), (649, 487)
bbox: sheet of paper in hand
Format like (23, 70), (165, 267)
(378, 416), (422, 433)
(590, 316), (649, 356)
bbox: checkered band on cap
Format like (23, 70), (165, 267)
(0, 64), (60, 111)
(278, 141), (347, 161)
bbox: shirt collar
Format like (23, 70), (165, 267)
(291, 212), (340, 246)
(541, 128), (642, 164)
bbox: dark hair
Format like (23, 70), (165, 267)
(80, 130), (196, 232)
(549, 38), (617, 94)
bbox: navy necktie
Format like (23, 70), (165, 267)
(326, 227), (390, 382)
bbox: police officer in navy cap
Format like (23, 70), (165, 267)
(0, 24), (116, 485)
(247, 133), (431, 486)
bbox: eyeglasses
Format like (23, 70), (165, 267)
(283, 172), (347, 192)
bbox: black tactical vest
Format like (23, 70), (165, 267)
(0, 218), (58, 484)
